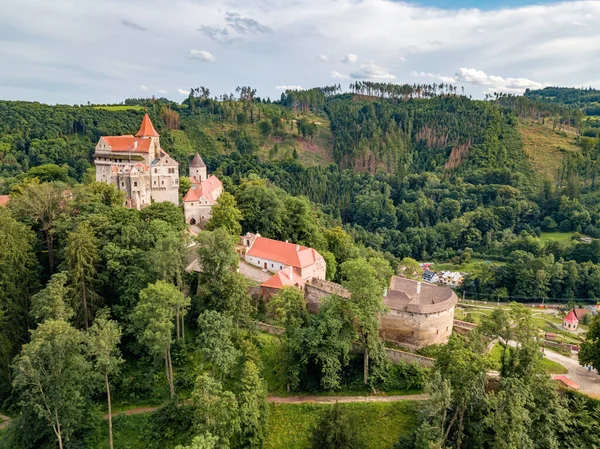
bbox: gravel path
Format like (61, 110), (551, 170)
(543, 350), (600, 397)
(238, 260), (272, 284)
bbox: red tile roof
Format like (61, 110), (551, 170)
(0, 195), (9, 206)
(183, 175), (222, 204)
(262, 268), (305, 289)
(564, 310), (579, 324)
(136, 114), (159, 137)
(247, 237), (324, 269)
(573, 308), (589, 321)
(552, 375), (580, 390)
(101, 136), (152, 153)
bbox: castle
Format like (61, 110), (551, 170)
(94, 114), (179, 209)
(94, 114), (222, 221)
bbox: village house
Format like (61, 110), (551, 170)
(183, 153), (223, 225)
(94, 114), (179, 209)
(0, 195), (9, 207)
(422, 270), (440, 284)
(240, 233), (326, 298)
(563, 310), (579, 330)
(439, 271), (464, 287)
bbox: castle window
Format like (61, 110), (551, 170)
(154, 181), (156, 185)
(121, 182), (124, 187)
(280, 265), (283, 269)
(155, 169), (157, 173)
(168, 168), (175, 174)
(162, 181), (164, 185)
(134, 182), (138, 187)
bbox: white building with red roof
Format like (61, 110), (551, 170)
(182, 153), (223, 225)
(94, 114), (179, 209)
(563, 310), (579, 330)
(240, 233), (326, 297)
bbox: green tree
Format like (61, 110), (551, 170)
(12, 319), (91, 449)
(87, 309), (123, 449)
(64, 221), (100, 330)
(257, 120), (273, 140)
(206, 191), (243, 237)
(25, 164), (70, 183)
(197, 311), (238, 377)
(237, 360), (268, 449)
(237, 183), (284, 238)
(341, 258), (387, 385)
(196, 228), (239, 285)
(579, 312), (600, 371)
(191, 373), (241, 449)
(399, 257), (423, 280)
(311, 403), (365, 449)
(268, 286), (309, 391)
(175, 434), (219, 449)
(133, 281), (188, 398)
(0, 208), (39, 389)
(9, 181), (66, 271)
(179, 176), (192, 197)
(30, 272), (73, 324)
(140, 201), (186, 231)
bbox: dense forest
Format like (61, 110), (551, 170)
(3, 86), (600, 448)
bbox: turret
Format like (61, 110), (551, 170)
(190, 153), (207, 182)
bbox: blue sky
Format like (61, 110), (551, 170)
(0, 0), (598, 104)
(411, 0), (554, 9)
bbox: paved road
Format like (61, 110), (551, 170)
(543, 350), (600, 397)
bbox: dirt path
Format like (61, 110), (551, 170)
(0, 413), (10, 430)
(102, 394), (429, 419)
(267, 394), (429, 404)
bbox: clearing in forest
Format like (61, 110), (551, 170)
(518, 120), (580, 181)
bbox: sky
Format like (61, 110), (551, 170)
(0, 0), (599, 104)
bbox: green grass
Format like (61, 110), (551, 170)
(488, 344), (568, 374)
(265, 401), (419, 449)
(92, 105), (145, 111)
(539, 232), (581, 243)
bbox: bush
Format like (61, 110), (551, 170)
(310, 403), (366, 449)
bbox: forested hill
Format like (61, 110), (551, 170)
(525, 86), (600, 116)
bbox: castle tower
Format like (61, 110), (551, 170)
(190, 153), (207, 182)
(136, 114), (161, 160)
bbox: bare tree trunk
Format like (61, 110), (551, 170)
(181, 314), (185, 340)
(363, 343), (369, 385)
(106, 371), (114, 449)
(442, 407), (460, 445)
(166, 346), (175, 398)
(457, 408), (465, 449)
(82, 278), (89, 330)
(176, 309), (180, 340)
(46, 230), (54, 272)
(53, 419), (63, 449)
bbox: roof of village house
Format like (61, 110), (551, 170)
(384, 276), (457, 314)
(573, 308), (589, 321)
(190, 153), (206, 168)
(0, 195), (9, 207)
(247, 237), (324, 269)
(564, 310), (579, 324)
(183, 175), (222, 203)
(262, 268), (306, 289)
(135, 114), (160, 137)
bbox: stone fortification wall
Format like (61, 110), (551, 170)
(384, 348), (435, 368)
(380, 306), (455, 350)
(305, 279), (454, 349)
(304, 278), (350, 312)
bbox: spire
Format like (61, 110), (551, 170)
(190, 153), (206, 168)
(135, 114), (159, 137)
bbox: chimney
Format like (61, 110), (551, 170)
(416, 282), (421, 297)
(289, 266), (293, 282)
(296, 244), (300, 252)
(133, 140), (138, 149)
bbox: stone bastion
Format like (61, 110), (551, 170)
(305, 276), (457, 350)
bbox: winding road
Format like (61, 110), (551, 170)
(543, 350), (600, 396)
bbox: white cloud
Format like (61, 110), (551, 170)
(411, 71), (457, 83)
(188, 49), (215, 62)
(275, 85), (304, 90)
(331, 71), (349, 79)
(351, 64), (395, 80)
(2, 0), (600, 104)
(158, 89), (168, 94)
(317, 54), (329, 62)
(342, 53), (358, 64)
(140, 85), (148, 91)
(177, 88), (189, 95)
(455, 68), (546, 93)
(398, 56), (406, 62)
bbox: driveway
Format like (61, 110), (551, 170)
(543, 350), (600, 397)
(238, 260), (272, 284)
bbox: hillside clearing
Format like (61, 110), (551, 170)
(518, 120), (580, 180)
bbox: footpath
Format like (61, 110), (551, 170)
(100, 394), (429, 419)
